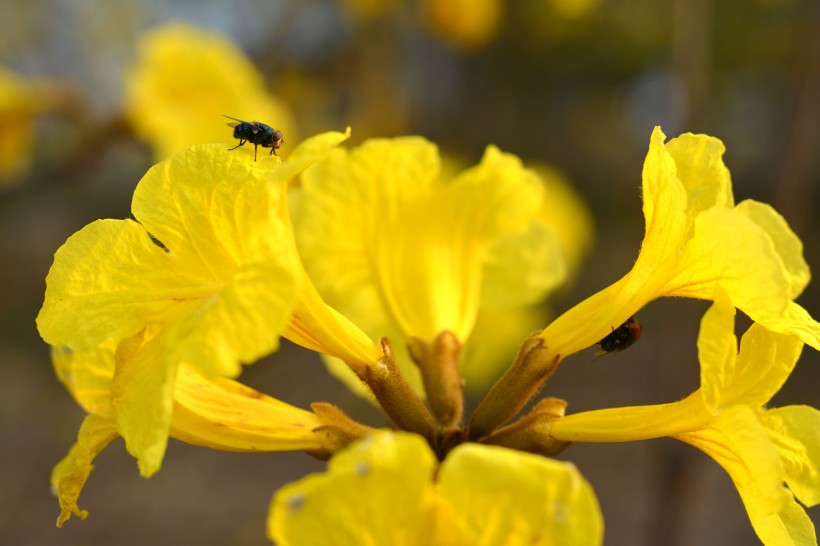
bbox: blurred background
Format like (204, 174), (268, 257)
(1, 0), (818, 544)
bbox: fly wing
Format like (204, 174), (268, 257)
(222, 114), (245, 128)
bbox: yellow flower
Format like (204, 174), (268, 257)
(125, 23), (296, 160)
(549, 289), (819, 546)
(0, 66), (59, 181)
(50, 339), (322, 527)
(540, 127), (818, 358)
(38, 130), (347, 478)
(291, 137), (570, 412)
(469, 126), (820, 437)
(268, 431), (603, 546)
(40, 119), (818, 544)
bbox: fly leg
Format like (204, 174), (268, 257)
(228, 139), (246, 151)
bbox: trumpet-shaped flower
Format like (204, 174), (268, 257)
(50, 338), (323, 527)
(125, 23), (296, 160)
(292, 137), (569, 403)
(268, 431), (603, 546)
(469, 127), (820, 437)
(549, 289), (820, 546)
(539, 127), (819, 360)
(38, 131), (347, 478)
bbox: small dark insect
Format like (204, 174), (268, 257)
(224, 115), (283, 161)
(596, 316), (642, 355)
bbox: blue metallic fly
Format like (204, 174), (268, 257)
(224, 115), (284, 161)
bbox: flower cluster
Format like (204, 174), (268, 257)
(38, 125), (819, 544)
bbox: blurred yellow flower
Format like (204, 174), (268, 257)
(125, 23), (296, 160)
(269, 431), (603, 546)
(533, 164), (595, 277)
(550, 289), (819, 546)
(420, 0), (503, 51)
(0, 66), (59, 181)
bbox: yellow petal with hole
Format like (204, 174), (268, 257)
(39, 144), (303, 378)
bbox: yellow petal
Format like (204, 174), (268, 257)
(41, 144), (304, 379)
(170, 364), (323, 452)
(111, 328), (176, 477)
(268, 432), (438, 545)
(676, 406), (798, 546)
(274, 127), (352, 185)
(436, 443), (603, 546)
(666, 206), (791, 319)
(757, 301), (820, 351)
(664, 132), (734, 212)
(721, 323), (803, 408)
(296, 138), (545, 344)
(125, 23), (297, 160)
(480, 220), (566, 308)
(638, 126), (690, 272)
(51, 340), (116, 416)
(295, 137), (439, 335)
(50, 415), (119, 527)
(36, 219), (177, 350)
(284, 269), (383, 372)
(761, 405), (820, 507)
(735, 200), (810, 299)
(697, 287), (737, 413)
(550, 395), (707, 443)
(274, 130), (383, 367)
(396, 145), (542, 339)
(746, 494), (818, 546)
